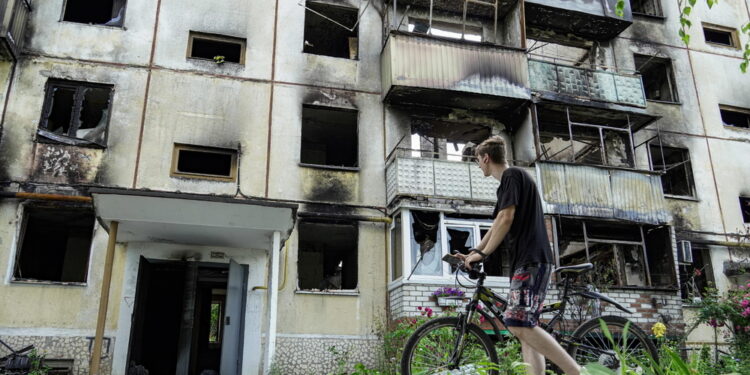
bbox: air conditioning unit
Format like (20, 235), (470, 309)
(678, 240), (693, 263)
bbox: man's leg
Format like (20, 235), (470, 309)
(509, 326), (580, 375)
(520, 340), (545, 375)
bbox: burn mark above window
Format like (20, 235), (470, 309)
(702, 24), (738, 48)
(171, 144), (238, 182)
(631, 0), (663, 17)
(720, 105), (750, 128)
(63, 0), (126, 27)
(649, 144), (695, 197)
(13, 205), (95, 283)
(301, 105), (358, 169)
(634, 54), (678, 103)
(38, 80), (113, 147)
(740, 197), (750, 223)
(297, 220), (358, 291)
(188, 32), (246, 64)
(303, 2), (359, 59)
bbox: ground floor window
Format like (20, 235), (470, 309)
(297, 220), (358, 291)
(678, 244), (714, 301)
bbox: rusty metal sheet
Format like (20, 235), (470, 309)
(382, 33), (530, 101)
(537, 162), (670, 224)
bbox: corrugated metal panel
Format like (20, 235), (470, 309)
(537, 162), (670, 224)
(383, 33), (530, 100)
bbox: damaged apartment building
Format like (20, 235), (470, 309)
(0, 0), (748, 374)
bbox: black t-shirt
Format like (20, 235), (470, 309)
(492, 167), (553, 271)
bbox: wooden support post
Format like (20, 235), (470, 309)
(89, 221), (118, 375)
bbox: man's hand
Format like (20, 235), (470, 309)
(451, 251), (483, 270)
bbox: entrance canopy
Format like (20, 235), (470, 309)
(90, 188), (297, 249)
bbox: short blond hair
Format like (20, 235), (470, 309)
(475, 136), (506, 164)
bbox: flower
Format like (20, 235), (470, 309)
(432, 287), (465, 298)
(417, 306), (422, 311)
(651, 322), (667, 338)
(693, 268), (702, 277)
(741, 299), (750, 308)
(742, 307), (750, 318)
(709, 319), (719, 327)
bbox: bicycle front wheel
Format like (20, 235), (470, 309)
(567, 315), (658, 372)
(401, 316), (498, 375)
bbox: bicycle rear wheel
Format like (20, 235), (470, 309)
(401, 316), (499, 375)
(567, 315), (658, 372)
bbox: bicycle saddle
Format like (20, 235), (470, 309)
(554, 263), (593, 274)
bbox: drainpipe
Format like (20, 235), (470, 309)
(263, 231), (281, 374)
(90, 221), (119, 375)
(0, 191), (92, 203)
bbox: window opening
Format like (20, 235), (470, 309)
(408, 18), (482, 42)
(740, 197), (750, 224)
(634, 54), (679, 102)
(44, 359), (75, 375)
(303, 2), (359, 59)
(631, 0), (663, 16)
(39, 80), (113, 147)
(13, 206), (94, 283)
(719, 105), (750, 128)
(391, 214), (403, 281)
(409, 211), (443, 277)
(301, 105), (358, 168)
(208, 295), (224, 344)
(297, 220), (358, 290)
(649, 144), (695, 197)
(678, 245), (713, 301)
(63, 0), (126, 27)
(407, 119), (491, 161)
(702, 24), (738, 47)
(171, 144), (238, 181)
(188, 32), (246, 64)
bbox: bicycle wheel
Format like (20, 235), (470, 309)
(567, 315), (658, 371)
(401, 316), (498, 375)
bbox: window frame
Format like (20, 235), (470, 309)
(630, 0), (664, 18)
(740, 197), (750, 224)
(302, 1), (360, 60)
(38, 79), (114, 148)
(634, 54), (680, 104)
(187, 31), (247, 65)
(299, 104), (360, 171)
(61, 0), (127, 28)
(296, 219), (360, 294)
(719, 104), (750, 129)
(648, 143), (696, 198)
(170, 144), (239, 182)
(701, 23), (740, 49)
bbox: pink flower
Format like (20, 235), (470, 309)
(709, 319), (719, 327)
(480, 315), (486, 323)
(694, 269), (702, 277)
(417, 306), (423, 311)
(742, 299), (750, 308)
(742, 308), (750, 318)
(745, 326), (750, 333)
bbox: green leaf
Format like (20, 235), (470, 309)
(707, 0), (715, 8)
(666, 349), (692, 375)
(615, 0), (625, 17)
(688, 0), (697, 6)
(582, 363), (616, 375)
(682, 6), (691, 15)
(741, 61), (748, 73)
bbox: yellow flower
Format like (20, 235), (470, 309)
(652, 322), (667, 338)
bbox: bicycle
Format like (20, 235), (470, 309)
(401, 256), (658, 374)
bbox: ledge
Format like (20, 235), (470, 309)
(10, 279), (87, 287)
(664, 194), (700, 202)
(295, 289), (360, 296)
(299, 163), (360, 172)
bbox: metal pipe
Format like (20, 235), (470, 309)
(297, 211), (392, 224)
(264, 231), (282, 375)
(89, 221), (119, 375)
(0, 191), (92, 203)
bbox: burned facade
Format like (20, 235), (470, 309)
(0, 0), (748, 374)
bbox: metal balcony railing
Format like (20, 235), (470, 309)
(0, 0), (31, 60)
(385, 148), (499, 204)
(528, 58), (646, 108)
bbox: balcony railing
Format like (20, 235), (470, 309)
(524, 0), (632, 41)
(0, 0), (31, 60)
(536, 162), (670, 225)
(386, 149), (499, 205)
(381, 32), (530, 111)
(529, 59), (646, 108)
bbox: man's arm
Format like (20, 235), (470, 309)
(463, 205), (515, 269)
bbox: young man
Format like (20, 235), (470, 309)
(453, 136), (580, 375)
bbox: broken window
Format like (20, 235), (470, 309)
(408, 119), (491, 161)
(188, 32), (246, 64)
(537, 107), (635, 168)
(634, 54), (679, 102)
(38, 80), (113, 147)
(171, 144), (238, 182)
(556, 218), (675, 288)
(740, 197), (750, 223)
(702, 24), (738, 48)
(631, 0), (663, 17)
(649, 144), (695, 197)
(720, 105), (750, 128)
(677, 244), (714, 300)
(301, 105), (358, 168)
(391, 214), (403, 281)
(63, 0), (126, 27)
(408, 18), (482, 42)
(303, 2), (359, 59)
(410, 211), (443, 276)
(297, 220), (358, 291)
(13, 206), (94, 283)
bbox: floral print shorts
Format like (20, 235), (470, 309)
(503, 263), (553, 327)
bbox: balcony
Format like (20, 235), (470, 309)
(529, 59), (646, 108)
(386, 150), (499, 205)
(0, 0), (30, 60)
(381, 32), (530, 112)
(524, 0), (632, 41)
(536, 162), (670, 225)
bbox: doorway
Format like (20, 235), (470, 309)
(126, 258), (248, 375)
